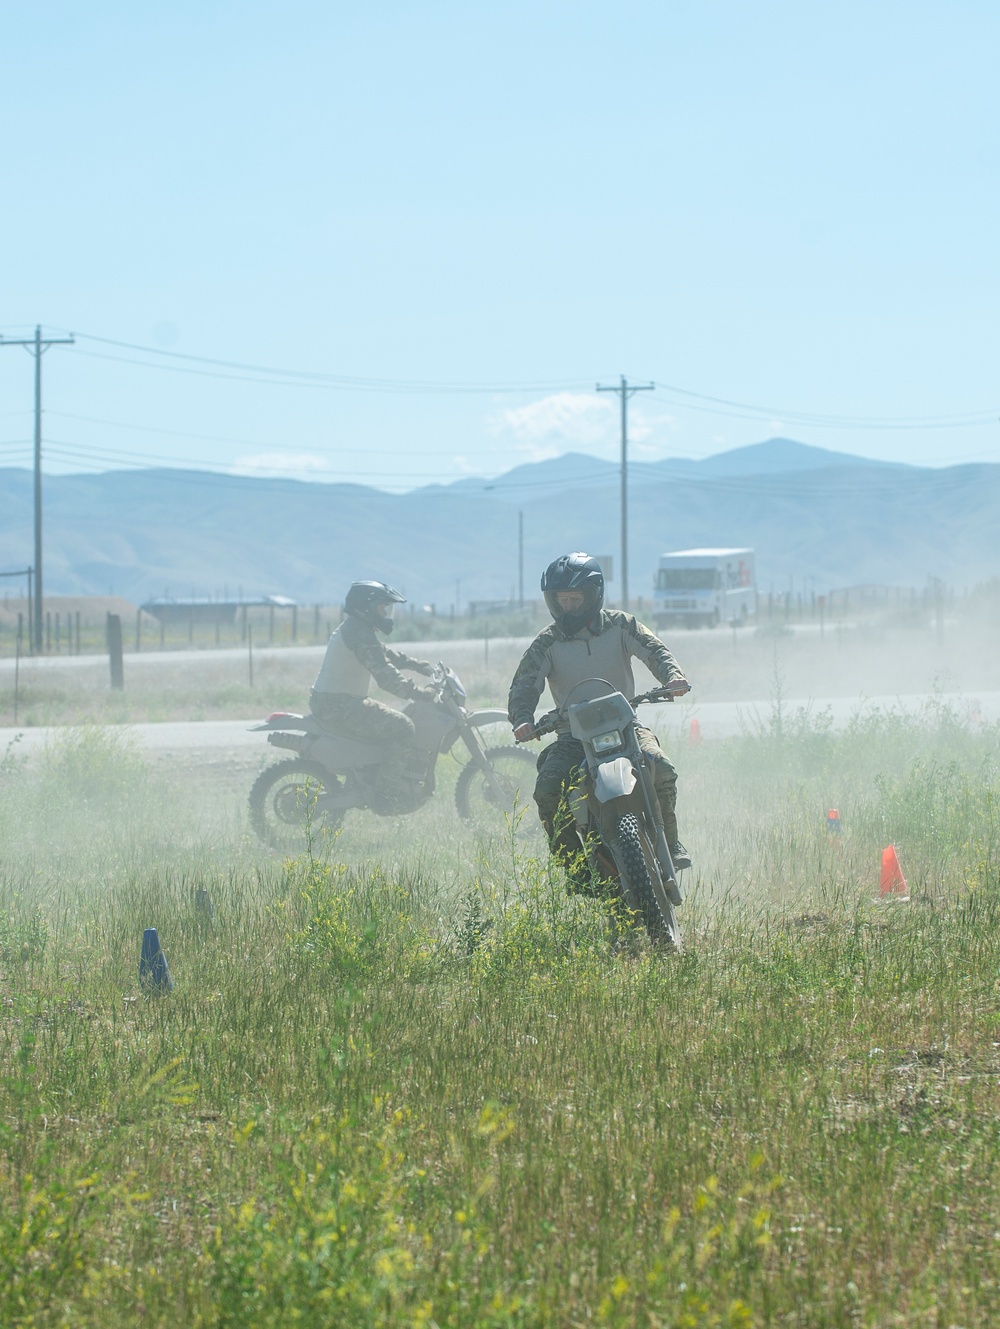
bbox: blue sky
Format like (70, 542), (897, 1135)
(0, 0), (997, 488)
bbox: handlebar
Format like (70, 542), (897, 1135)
(517, 683), (690, 741)
(631, 684), (690, 706)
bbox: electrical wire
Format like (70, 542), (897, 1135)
(50, 326), (1000, 426)
(44, 410), (490, 458)
(59, 330), (592, 396)
(652, 380), (998, 429)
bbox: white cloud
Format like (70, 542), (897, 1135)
(492, 392), (615, 459)
(231, 452), (331, 478)
(630, 409), (677, 453)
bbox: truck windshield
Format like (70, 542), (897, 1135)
(657, 569), (719, 591)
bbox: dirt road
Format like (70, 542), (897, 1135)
(2, 689), (996, 762)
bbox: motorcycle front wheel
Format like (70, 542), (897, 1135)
(248, 759), (346, 851)
(614, 812), (682, 949)
(454, 746), (537, 831)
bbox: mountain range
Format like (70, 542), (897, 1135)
(0, 439), (995, 607)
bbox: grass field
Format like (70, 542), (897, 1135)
(3, 640), (1000, 1325)
(3, 602), (1000, 729)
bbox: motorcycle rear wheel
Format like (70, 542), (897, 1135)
(249, 759), (346, 851)
(454, 746), (537, 831)
(614, 812), (682, 949)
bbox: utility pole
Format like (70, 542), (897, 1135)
(596, 375), (654, 611)
(0, 326), (75, 653)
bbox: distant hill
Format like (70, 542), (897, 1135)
(0, 439), (994, 606)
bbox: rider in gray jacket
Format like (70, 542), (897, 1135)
(311, 582), (437, 745)
(509, 553), (692, 873)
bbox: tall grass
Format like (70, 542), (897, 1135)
(3, 705), (1000, 1324)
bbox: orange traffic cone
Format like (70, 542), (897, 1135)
(879, 845), (908, 899)
(688, 717), (702, 746)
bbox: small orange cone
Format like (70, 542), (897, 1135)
(879, 845), (908, 899)
(688, 717), (702, 746)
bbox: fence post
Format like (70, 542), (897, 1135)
(13, 626), (21, 724)
(107, 612), (125, 690)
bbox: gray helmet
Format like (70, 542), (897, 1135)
(541, 553), (605, 632)
(344, 580), (406, 634)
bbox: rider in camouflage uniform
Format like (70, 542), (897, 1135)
(310, 582), (437, 746)
(509, 552), (692, 874)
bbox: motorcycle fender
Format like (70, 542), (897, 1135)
(469, 708), (508, 727)
(593, 757), (637, 803)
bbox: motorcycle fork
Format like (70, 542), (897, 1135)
(457, 725), (514, 806)
(632, 759), (677, 887)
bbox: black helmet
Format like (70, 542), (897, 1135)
(344, 580), (406, 634)
(541, 553), (605, 632)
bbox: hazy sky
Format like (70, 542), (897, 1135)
(1, 1), (997, 489)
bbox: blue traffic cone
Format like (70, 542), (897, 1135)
(139, 928), (173, 993)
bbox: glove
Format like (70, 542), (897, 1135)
(413, 685), (439, 702)
(417, 661), (436, 677)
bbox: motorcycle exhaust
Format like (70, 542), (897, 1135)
(267, 732), (308, 754)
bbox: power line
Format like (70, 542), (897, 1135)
(652, 380), (998, 429)
(58, 330), (592, 395)
(48, 326), (1000, 425)
(44, 409), (491, 458)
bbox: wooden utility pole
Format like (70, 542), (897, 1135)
(596, 375), (654, 611)
(0, 326), (75, 652)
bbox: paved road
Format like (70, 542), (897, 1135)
(2, 690), (996, 760)
(0, 636), (532, 674)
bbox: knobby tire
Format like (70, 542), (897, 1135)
(615, 812), (681, 948)
(248, 758), (344, 850)
(454, 746), (536, 829)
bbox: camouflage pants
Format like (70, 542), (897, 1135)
(309, 690), (416, 745)
(533, 725), (680, 847)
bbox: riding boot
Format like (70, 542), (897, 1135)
(657, 794), (692, 872)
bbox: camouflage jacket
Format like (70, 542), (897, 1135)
(508, 610), (686, 731)
(312, 615), (433, 701)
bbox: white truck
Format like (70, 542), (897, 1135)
(653, 547), (756, 629)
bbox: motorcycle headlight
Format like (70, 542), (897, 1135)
(591, 730), (623, 754)
(446, 669), (466, 699)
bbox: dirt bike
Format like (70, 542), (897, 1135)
(248, 664), (535, 849)
(529, 678), (689, 948)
